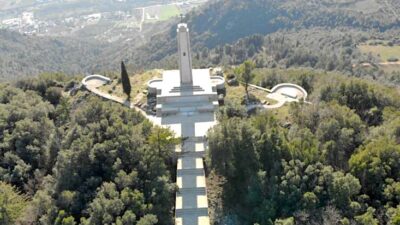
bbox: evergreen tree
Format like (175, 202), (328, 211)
(0, 182), (29, 225)
(236, 60), (255, 104)
(121, 61), (131, 100)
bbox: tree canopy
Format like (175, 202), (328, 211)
(206, 71), (400, 224)
(0, 75), (177, 225)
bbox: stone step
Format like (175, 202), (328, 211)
(170, 88), (205, 93)
(175, 207), (209, 217)
(180, 143), (206, 152)
(177, 187), (206, 196)
(178, 151), (206, 158)
(161, 101), (212, 108)
(172, 89), (206, 94)
(177, 168), (205, 176)
(181, 145), (200, 152)
(170, 85), (205, 93)
(182, 136), (206, 142)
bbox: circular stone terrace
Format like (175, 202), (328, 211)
(83, 74), (308, 112)
(210, 76), (225, 90)
(265, 83), (308, 108)
(147, 78), (163, 95)
(82, 74), (111, 89)
(269, 83), (307, 101)
(247, 83), (308, 110)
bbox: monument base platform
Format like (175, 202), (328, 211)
(148, 69), (224, 117)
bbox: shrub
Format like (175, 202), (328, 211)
(45, 87), (62, 105)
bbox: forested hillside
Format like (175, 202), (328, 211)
(0, 30), (105, 79)
(206, 68), (400, 224)
(1, 0), (400, 224)
(2, 0), (400, 79)
(2, 67), (400, 225)
(0, 20), (167, 79)
(122, 0), (400, 70)
(0, 74), (178, 224)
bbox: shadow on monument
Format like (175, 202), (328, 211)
(160, 112), (215, 139)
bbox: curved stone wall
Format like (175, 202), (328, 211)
(82, 74), (111, 88)
(270, 83), (308, 100)
(147, 79), (163, 95)
(210, 76), (225, 91)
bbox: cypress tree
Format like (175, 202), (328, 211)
(237, 60), (255, 104)
(121, 61), (131, 99)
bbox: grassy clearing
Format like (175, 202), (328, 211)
(99, 69), (162, 104)
(250, 87), (278, 105)
(225, 85), (244, 104)
(269, 105), (291, 122)
(225, 84), (277, 105)
(359, 44), (400, 62)
(159, 5), (180, 21)
(380, 64), (400, 73)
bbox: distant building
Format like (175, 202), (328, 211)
(83, 13), (102, 23)
(22, 12), (34, 25)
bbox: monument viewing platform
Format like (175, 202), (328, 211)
(80, 18), (309, 225)
(147, 22), (225, 225)
(147, 23), (224, 117)
(79, 19), (311, 225)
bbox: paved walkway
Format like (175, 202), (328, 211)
(160, 113), (216, 225)
(82, 76), (160, 124)
(82, 75), (214, 224)
(83, 76), (313, 224)
(245, 82), (310, 111)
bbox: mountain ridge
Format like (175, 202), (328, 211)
(1, 0), (400, 78)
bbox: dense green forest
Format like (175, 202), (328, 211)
(192, 29), (400, 86)
(206, 69), (400, 224)
(0, 30), (104, 79)
(124, 0), (400, 70)
(0, 74), (178, 224)
(2, 0), (400, 224)
(0, 21), (165, 79)
(2, 68), (400, 225)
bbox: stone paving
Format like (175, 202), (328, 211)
(82, 74), (159, 123)
(246, 82), (310, 111)
(82, 21), (308, 225)
(83, 74), (216, 225)
(83, 74), (312, 225)
(147, 23), (221, 225)
(158, 112), (216, 225)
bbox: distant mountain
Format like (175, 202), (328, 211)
(0, 30), (104, 79)
(1, 0), (399, 78)
(0, 14), (172, 79)
(121, 0), (400, 69)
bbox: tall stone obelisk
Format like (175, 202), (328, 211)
(177, 23), (193, 85)
(147, 23), (225, 224)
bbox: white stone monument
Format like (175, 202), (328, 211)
(147, 23), (225, 117)
(147, 23), (225, 225)
(178, 23), (193, 85)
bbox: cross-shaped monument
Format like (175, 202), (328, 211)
(147, 23), (225, 225)
(178, 23), (193, 85)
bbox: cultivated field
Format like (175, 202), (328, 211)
(144, 4), (181, 23)
(359, 44), (400, 62)
(159, 5), (181, 21)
